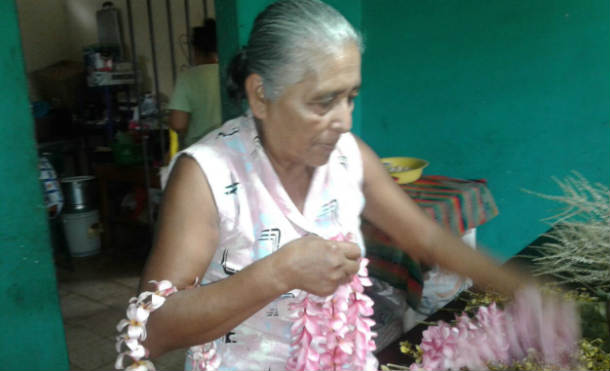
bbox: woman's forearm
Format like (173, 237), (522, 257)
(358, 137), (531, 299)
(419, 224), (531, 297)
(144, 253), (286, 358)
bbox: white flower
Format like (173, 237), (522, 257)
(116, 303), (150, 341)
(115, 343), (149, 369)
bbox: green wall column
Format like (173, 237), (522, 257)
(215, 0), (274, 121)
(0, 1), (69, 370)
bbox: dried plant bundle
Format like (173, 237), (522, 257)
(521, 172), (610, 299)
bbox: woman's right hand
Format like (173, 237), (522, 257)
(271, 234), (362, 296)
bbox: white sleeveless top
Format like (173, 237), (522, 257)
(169, 112), (374, 370)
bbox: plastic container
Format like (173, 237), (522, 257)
(62, 209), (102, 257)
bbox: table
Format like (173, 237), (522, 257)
(363, 175), (499, 351)
(364, 175), (499, 301)
(400, 175), (499, 234)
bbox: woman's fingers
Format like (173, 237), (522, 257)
(343, 259), (360, 279)
(278, 236), (364, 295)
(334, 241), (362, 260)
(332, 248), (361, 286)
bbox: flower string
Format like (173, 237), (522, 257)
(115, 278), (220, 371)
(287, 257), (377, 371)
(404, 286), (580, 371)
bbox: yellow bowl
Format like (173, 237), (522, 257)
(381, 157), (429, 184)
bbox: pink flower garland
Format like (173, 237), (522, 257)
(115, 279), (221, 371)
(287, 257), (378, 371)
(408, 286), (580, 371)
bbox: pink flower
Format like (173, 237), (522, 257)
(358, 258), (370, 276)
(288, 346), (320, 371)
(352, 292), (375, 317)
(357, 259), (373, 288)
(409, 364), (430, 371)
(409, 286), (580, 371)
(191, 343), (221, 371)
(474, 303), (510, 364)
(330, 311), (348, 333)
(505, 286), (579, 368)
(288, 294), (327, 371)
(288, 235), (377, 371)
(350, 260), (373, 293)
(420, 321), (460, 370)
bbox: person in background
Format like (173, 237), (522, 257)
(168, 18), (221, 149)
(135, 1), (576, 370)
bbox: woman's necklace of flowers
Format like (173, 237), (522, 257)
(115, 279), (220, 371)
(286, 257), (377, 371)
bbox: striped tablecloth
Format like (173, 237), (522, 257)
(363, 175), (499, 308)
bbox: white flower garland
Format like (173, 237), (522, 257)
(115, 279), (220, 371)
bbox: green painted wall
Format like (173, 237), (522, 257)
(0, 1), (69, 370)
(216, 0), (275, 120)
(361, 0), (610, 260)
(215, 0), (364, 134)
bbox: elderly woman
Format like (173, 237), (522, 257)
(138, 1), (532, 370)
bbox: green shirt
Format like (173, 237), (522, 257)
(168, 64), (222, 148)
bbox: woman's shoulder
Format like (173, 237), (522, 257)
(192, 114), (250, 145)
(179, 115), (252, 164)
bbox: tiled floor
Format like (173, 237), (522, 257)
(56, 248), (187, 371)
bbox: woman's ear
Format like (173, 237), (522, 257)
(245, 74), (267, 120)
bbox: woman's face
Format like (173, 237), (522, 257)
(258, 43), (361, 168)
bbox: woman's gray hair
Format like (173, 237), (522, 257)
(227, 0), (363, 103)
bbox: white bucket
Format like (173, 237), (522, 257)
(62, 209), (102, 257)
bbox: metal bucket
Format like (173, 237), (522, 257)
(60, 176), (97, 212)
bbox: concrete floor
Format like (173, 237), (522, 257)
(56, 249), (186, 371)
